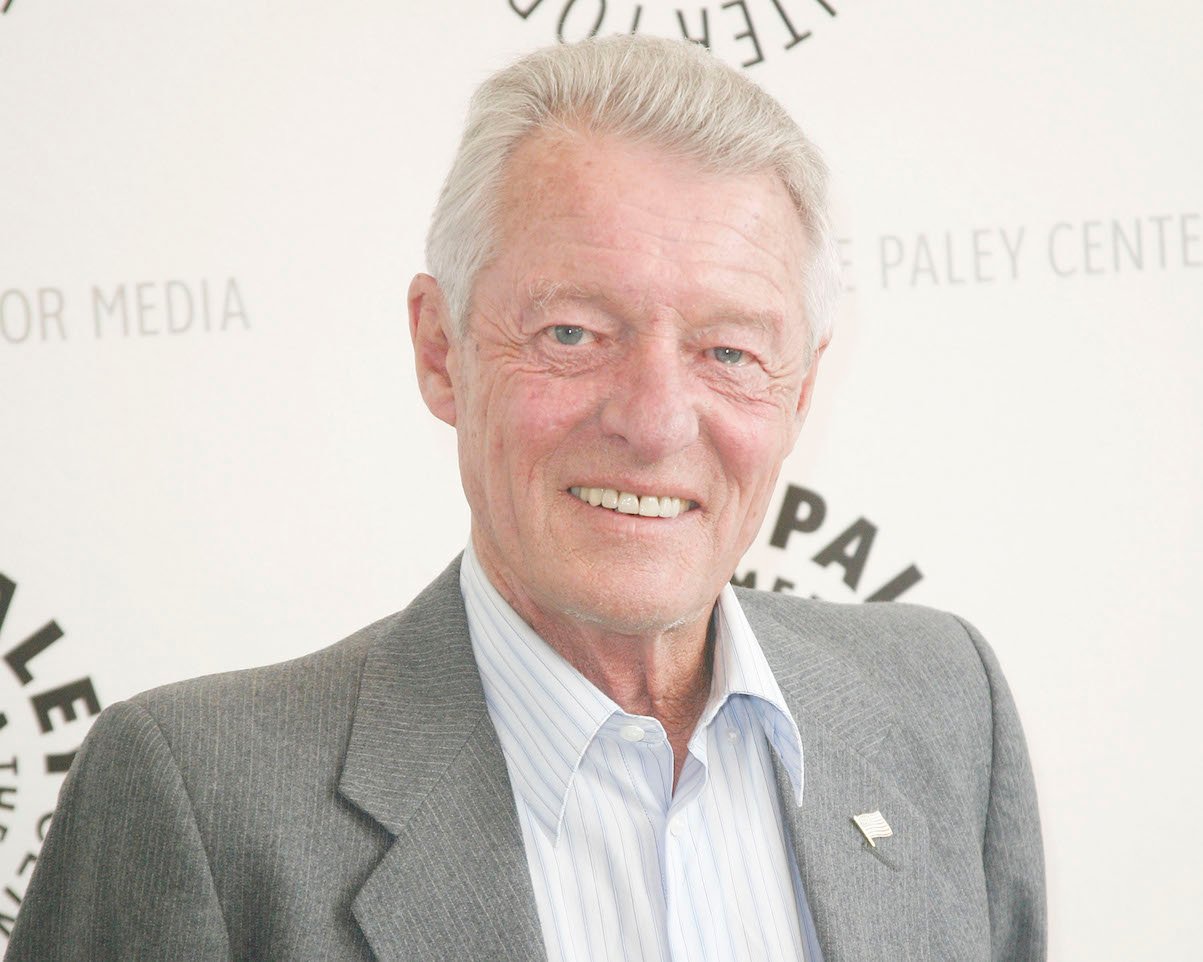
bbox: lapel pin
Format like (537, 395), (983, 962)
(852, 810), (893, 848)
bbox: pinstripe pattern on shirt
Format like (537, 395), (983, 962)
(461, 545), (814, 962)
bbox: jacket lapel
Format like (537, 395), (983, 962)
(338, 558), (545, 962)
(748, 596), (931, 962)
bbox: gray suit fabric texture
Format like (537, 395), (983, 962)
(6, 557), (1045, 961)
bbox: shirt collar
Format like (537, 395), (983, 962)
(702, 585), (805, 805)
(460, 544), (804, 842)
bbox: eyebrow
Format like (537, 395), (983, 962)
(706, 307), (782, 330)
(526, 280), (602, 314)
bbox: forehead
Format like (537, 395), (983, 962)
(491, 131), (809, 323)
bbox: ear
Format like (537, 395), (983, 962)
(408, 273), (459, 427)
(790, 338), (828, 436)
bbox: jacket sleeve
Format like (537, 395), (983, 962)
(5, 701), (231, 961)
(956, 616), (1047, 962)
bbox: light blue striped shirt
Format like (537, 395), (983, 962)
(461, 544), (818, 962)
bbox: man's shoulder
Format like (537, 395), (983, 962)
(735, 586), (988, 675)
(126, 558), (467, 731)
(57, 606), (421, 821)
(735, 588), (1002, 750)
(127, 607), (403, 727)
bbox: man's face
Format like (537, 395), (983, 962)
(437, 131), (820, 636)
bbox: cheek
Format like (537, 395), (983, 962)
(711, 405), (796, 500)
(481, 375), (599, 486)
(504, 374), (599, 440)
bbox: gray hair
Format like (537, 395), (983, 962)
(425, 35), (840, 357)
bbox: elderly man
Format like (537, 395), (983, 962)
(8, 35), (1044, 962)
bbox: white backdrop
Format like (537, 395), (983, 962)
(2, 2), (1200, 957)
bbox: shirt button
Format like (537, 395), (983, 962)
(726, 729), (740, 743)
(620, 724), (646, 743)
(669, 818), (685, 838)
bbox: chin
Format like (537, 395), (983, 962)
(554, 585), (712, 637)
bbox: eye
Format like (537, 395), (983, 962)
(710, 346), (745, 365)
(550, 325), (591, 346)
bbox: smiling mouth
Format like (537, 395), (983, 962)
(568, 486), (697, 519)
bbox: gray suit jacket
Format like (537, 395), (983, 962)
(7, 557), (1044, 961)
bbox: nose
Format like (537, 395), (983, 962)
(599, 337), (699, 461)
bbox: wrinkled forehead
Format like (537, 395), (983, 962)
(481, 131), (810, 333)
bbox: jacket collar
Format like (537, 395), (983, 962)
(338, 556), (546, 962)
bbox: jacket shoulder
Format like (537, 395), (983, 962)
(125, 614), (368, 721)
(735, 587), (991, 690)
(127, 556), (468, 720)
(97, 607), (416, 785)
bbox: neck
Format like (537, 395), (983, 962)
(531, 602), (716, 791)
(536, 606), (715, 724)
(472, 547), (717, 789)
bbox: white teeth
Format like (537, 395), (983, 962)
(570, 487), (687, 518)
